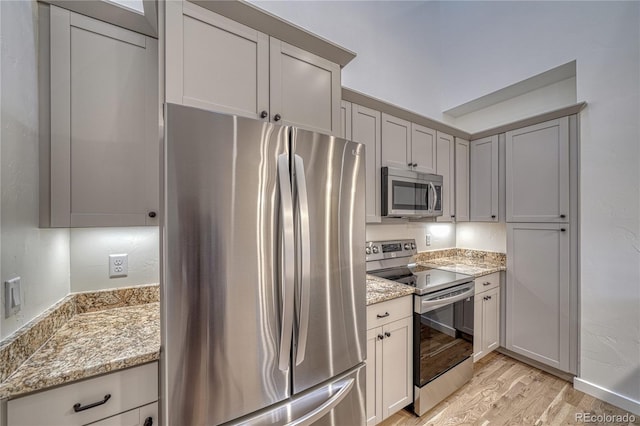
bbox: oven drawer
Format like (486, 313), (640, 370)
(475, 272), (500, 293)
(367, 295), (412, 329)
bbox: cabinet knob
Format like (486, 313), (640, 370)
(273, 114), (282, 122)
(260, 110), (268, 119)
(483, 282), (491, 286)
(487, 295), (492, 300)
(491, 215), (496, 219)
(385, 332), (391, 337)
(560, 214), (566, 218)
(483, 296), (488, 301)
(561, 228), (566, 232)
(378, 334), (384, 340)
(144, 417), (153, 426)
(148, 211), (157, 218)
(407, 163), (413, 167)
(413, 163), (418, 167)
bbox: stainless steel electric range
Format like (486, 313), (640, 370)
(366, 239), (475, 416)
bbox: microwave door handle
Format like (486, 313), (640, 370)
(277, 153), (295, 372)
(293, 154), (311, 366)
(429, 182), (437, 213)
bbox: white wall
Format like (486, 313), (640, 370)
(249, 0), (444, 119)
(366, 222), (455, 252)
(456, 223), (506, 253)
(70, 227), (159, 292)
(0, 0), (70, 339)
(438, 0), (640, 410)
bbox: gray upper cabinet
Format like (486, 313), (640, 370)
(410, 124), (437, 174)
(506, 223), (572, 373)
(270, 39), (341, 135)
(506, 117), (569, 222)
(42, 6), (159, 227)
(381, 113), (411, 170)
(353, 104), (382, 223)
(168, 1), (269, 119)
(166, 1), (341, 136)
(340, 101), (352, 140)
(455, 138), (470, 222)
(470, 135), (499, 222)
(436, 131), (455, 222)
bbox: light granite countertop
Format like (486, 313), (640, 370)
(366, 275), (415, 305)
(417, 257), (505, 278)
(0, 302), (160, 400)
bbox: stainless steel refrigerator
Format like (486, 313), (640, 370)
(161, 104), (366, 426)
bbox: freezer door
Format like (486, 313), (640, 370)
(163, 104), (291, 425)
(228, 363), (366, 426)
(291, 128), (367, 393)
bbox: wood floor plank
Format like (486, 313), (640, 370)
(380, 353), (638, 426)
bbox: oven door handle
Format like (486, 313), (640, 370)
(420, 286), (474, 313)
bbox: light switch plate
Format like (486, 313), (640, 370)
(109, 254), (128, 278)
(426, 233), (432, 246)
(4, 277), (21, 318)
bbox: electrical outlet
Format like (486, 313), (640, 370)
(4, 277), (21, 318)
(426, 234), (432, 246)
(109, 254), (128, 278)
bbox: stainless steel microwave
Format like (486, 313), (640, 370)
(381, 167), (443, 218)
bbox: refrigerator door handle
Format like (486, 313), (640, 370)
(278, 153), (296, 372)
(293, 154), (311, 366)
(286, 378), (354, 426)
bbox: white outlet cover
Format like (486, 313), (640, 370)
(4, 277), (21, 318)
(109, 254), (129, 278)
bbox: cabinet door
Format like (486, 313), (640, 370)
(89, 402), (158, 426)
(340, 101), (352, 140)
(506, 223), (570, 372)
(50, 7), (158, 227)
(381, 113), (411, 170)
(483, 287), (500, 354)
(366, 328), (383, 426)
(410, 123), (436, 174)
(381, 317), (412, 420)
(506, 117), (569, 222)
(352, 104), (382, 223)
(166, 1), (269, 119)
(436, 131), (455, 222)
(270, 38), (341, 135)
(470, 136), (499, 222)
(455, 138), (470, 222)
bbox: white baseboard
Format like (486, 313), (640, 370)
(574, 377), (640, 416)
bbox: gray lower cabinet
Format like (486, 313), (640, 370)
(352, 104), (382, 223)
(41, 5), (159, 227)
(506, 117), (569, 222)
(506, 223), (573, 373)
(470, 135), (499, 222)
(166, 1), (341, 136)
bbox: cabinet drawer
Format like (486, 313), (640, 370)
(475, 272), (500, 294)
(89, 402), (158, 426)
(8, 362), (158, 426)
(367, 296), (412, 329)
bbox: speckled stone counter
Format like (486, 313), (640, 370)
(415, 248), (506, 278)
(366, 275), (415, 305)
(0, 285), (160, 400)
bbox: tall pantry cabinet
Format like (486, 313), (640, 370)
(505, 116), (578, 374)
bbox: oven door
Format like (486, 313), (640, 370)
(414, 283), (474, 387)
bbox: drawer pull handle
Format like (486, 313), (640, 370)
(144, 417), (154, 426)
(483, 282), (491, 286)
(376, 312), (390, 319)
(73, 394), (111, 412)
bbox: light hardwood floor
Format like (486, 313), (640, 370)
(380, 352), (639, 426)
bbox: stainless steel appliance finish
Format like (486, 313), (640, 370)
(365, 240), (474, 418)
(381, 167), (443, 218)
(162, 104), (366, 426)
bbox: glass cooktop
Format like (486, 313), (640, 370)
(370, 264), (474, 296)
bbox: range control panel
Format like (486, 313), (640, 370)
(365, 239), (417, 262)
